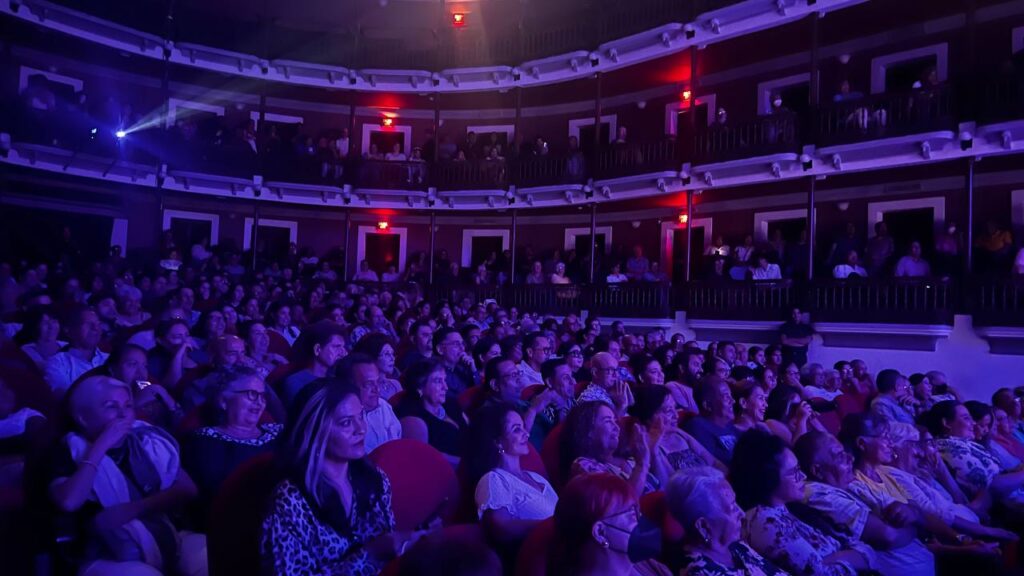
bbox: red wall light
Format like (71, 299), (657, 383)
(381, 117), (394, 128)
(377, 221), (390, 231)
(678, 213), (689, 224)
(681, 90), (692, 101)
(452, 12), (466, 27)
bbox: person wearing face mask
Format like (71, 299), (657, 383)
(553, 473), (671, 576)
(794, 431), (938, 576)
(934, 220), (962, 277)
(465, 403), (558, 546)
(49, 376), (206, 576)
(731, 430), (874, 576)
(182, 367), (281, 531)
(667, 467), (785, 576)
(261, 381), (431, 576)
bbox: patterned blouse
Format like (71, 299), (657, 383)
(260, 469), (395, 576)
(682, 541), (788, 576)
(742, 505), (859, 576)
(570, 456), (660, 495)
(936, 435), (1024, 512)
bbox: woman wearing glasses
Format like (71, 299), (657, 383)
(182, 366), (282, 530)
(353, 333), (403, 402)
(731, 429), (874, 576)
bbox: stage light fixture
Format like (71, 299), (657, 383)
(381, 117), (394, 128)
(960, 131), (973, 151)
(115, 130), (127, 139)
(678, 214), (688, 224)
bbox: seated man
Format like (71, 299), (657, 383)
(870, 369), (918, 439)
(279, 322), (347, 407)
(49, 376), (206, 576)
(337, 354), (401, 453)
(481, 357), (557, 448)
(576, 351), (632, 416)
(45, 306), (109, 396)
(517, 332), (550, 387)
(682, 375), (738, 465)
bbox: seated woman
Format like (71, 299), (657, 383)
(14, 306), (65, 370)
(764, 384), (823, 444)
(101, 343), (182, 431)
(352, 333), (402, 402)
(841, 412), (1014, 544)
(731, 429), (874, 576)
(261, 381), (429, 575)
(560, 401), (658, 496)
(926, 400), (1024, 517)
(395, 358), (468, 465)
(965, 401), (1022, 471)
(466, 403), (558, 545)
(241, 321), (288, 378)
(991, 405), (1024, 464)
(628, 386), (725, 478)
(666, 467), (785, 576)
(632, 354), (696, 414)
(189, 310), (227, 365)
(732, 379), (770, 433)
(552, 473), (671, 576)
(558, 341), (588, 382)
(182, 366), (282, 530)
(49, 376), (206, 576)
(114, 286), (151, 329)
(147, 319), (199, 390)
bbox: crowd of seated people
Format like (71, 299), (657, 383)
(2, 236), (1024, 575)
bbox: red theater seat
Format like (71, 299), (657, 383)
(540, 422), (565, 491)
(388, 389), (407, 407)
(369, 439), (460, 531)
(207, 452), (279, 576)
(266, 330), (292, 357)
(515, 518), (555, 576)
(457, 385), (488, 415)
(521, 384), (546, 402)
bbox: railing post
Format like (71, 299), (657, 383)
(965, 157), (975, 276)
(343, 210), (351, 283)
(589, 201), (597, 284)
(428, 211), (436, 285)
(510, 208), (517, 285)
(685, 188), (693, 283)
(807, 176), (816, 281)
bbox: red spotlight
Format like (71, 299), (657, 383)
(381, 117), (394, 128)
(681, 90), (692, 101)
(452, 12), (466, 27)
(678, 213), (689, 225)
(377, 221), (389, 231)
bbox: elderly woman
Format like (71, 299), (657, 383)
(926, 400), (1024, 516)
(114, 285), (150, 329)
(560, 401), (658, 496)
(261, 381), (428, 575)
(841, 413), (1015, 545)
(666, 467), (784, 575)
(395, 358), (468, 464)
(352, 333), (402, 402)
(241, 321), (288, 377)
(965, 401), (1022, 471)
(628, 386), (725, 478)
(731, 430), (874, 576)
(466, 403), (558, 545)
(764, 384), (822, 444)
(49, 376), (206, 576)
(553, 473), (671, 576)
(15, 306), (65, 370)
(632, 354), (696, 413)
(182, 367), (281, 530)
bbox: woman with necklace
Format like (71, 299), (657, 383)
(667, 467), (785, 576)
(466, 403), (558, 545)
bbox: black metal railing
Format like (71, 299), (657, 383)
(971, 280), (1024, 327)
(358, 160), (430, 190)
(682, 281), (797, 321)
(593, 139), (679, 179)
(808, 279), (954, 324)
(977, 76), (1024, 125)
(816, 85), (955, 147)
(693, 113), (800, 164)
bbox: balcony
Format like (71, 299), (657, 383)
(816, 85), (955, 147)
(692, 113), (800, 164)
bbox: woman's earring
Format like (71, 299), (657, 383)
(497, 445), (505, 455)
(600, 540), (610, 549)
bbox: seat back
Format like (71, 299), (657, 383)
(368, 439), (460, 531)
(457, 385), (488, 416)
(207, 452), (279, 576)
(639, 490), (687, 570)
(521, 384), (546, 402)
(266, 330), (292, 357)
(514, 518), (555, 576)
(540, 422), (566, 492)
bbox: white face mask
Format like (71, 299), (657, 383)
(773, 99), (782, 108)
(948, 226), (956, 234)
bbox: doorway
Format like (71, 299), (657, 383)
(169, 219), (213, 258)
(369, 130), (406, 157)
(470, 236), (503, 269)
(883, 208), (934, 260)
(671, 226), (706, 282)
(776, 83), (810, 117)
(365, 233), (402, 274)
(885, 56), (938, 92)
(578, 122), (612, 158)
(256, 225), (291, 265)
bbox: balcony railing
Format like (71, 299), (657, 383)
(977, 76), (1024, 125)
(809, 278), (955, 324)
(682, 281), (797, 321)
(593, 139), (679, 179)
(971, 280), (1024, 327)
(816, 85), (955, 147)
(693, 113), (800, 164)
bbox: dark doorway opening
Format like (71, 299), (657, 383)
(578, 122), (612, 159)
(885, 56), (939, 92)
(470, 235), (503, 269)
(672, 227), (705, 282)
(368, 130), (406, 157)
(774, 82), (811, 117)
(573, 233), (607, 256)
(882, 208), (934, 261)
(768, 218), (807, 247)
(169, 219), (213, 260)
(365, 233), (401, 274)
(256, 226), (291, 265)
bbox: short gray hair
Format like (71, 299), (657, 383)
(665, 467), (728, 531)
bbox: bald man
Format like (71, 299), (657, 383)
(51, 376), (208, 576)
(576, 351), (633, 415)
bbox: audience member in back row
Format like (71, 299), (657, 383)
(44, 306), (109, 396)
(395, 358), (468, 465)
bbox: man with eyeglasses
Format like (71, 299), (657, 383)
(433, 327), (476, 398)
(577, 352), (632, 416)
(518, 332), (551, 387)
(398, 320), (433, 372)
(870, 370), (918, 440)
(338, 354), (401, 453)
(481, 357), (557, 447)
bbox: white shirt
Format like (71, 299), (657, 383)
(833, 264), (868, 279)
(44, 348), (109, 395)
(735, 245), (755, 263)
(803, 386), (843, 401)
(385, 152), (408, 161)
(606, 273), (628, 283)
(353, 270), (380, 282)
(475, 468), (558, 520)
(894, 257), (930, 278)
(364, 401), (402, 453)
(21, 340), (68, 370)
(751, 263), (782, 280)
(518, 361), (544, 387)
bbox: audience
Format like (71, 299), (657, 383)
(395, 358), (468, 465)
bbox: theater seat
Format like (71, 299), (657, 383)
(266, 330), (291, 357)
(521, 384), (546, 402)
(453, 442), (548, 524)
(514, 518), (555, 576)
(837, 392), (869, 418)
(264, 362), (298, 390)
(389, 390), (407, 408)
(457, 385), (487, 415)
(540, 422), (565, 491)
(207, 452), (279, 576)
(369, 439), (460, 531)
(639, 490), (687, 570)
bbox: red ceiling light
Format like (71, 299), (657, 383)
(377, 221), (389, 231)
(452, 12), (466, 27)
(381, 116), (394, 128)
(678, 213), (689, 224)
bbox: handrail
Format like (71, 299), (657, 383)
(816, 84), (955, 147)
(693, 113), (800, 164)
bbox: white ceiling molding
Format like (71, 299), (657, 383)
(1, 0), (868, 94)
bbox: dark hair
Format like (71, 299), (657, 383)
(557, 340), (581, 357)
(522, 331), (546, 352)
(964, 400), (992, 423)
(459, 324), (480, 342)
(764, 345), (782, 360)
(693, 375), (725, 413)
(730, 365), (754, 381)
(194, 309), (224, 339)
(747, 346), (763, 362)
(560, 401), (610, 481)
(908, 373), (928, 388)
(876, 369), (902, 393)
(200, 365), (262, 426)
(833, 360), (851, 371)
(472, 337), (499, 366)
(432, 327), (460, 352)
(923, 400), (960, 437)
(630, 355), (659, 385)
(498, 335), (522, 358)
(155, 318), (189, 340)
(334, 353), (377, 380)
(464, 403), (521, 488)
(352, 333), (394, 360)
(483, 356), (513, 391)
(103, 342), (147, 371)
(292, 321), (344, 365)
(838, 412), (888, 464)
(730, 429), (788, 509)
(732, 379), (764, 416)
(541, 357), (568, 382)
(627, 386), (671, 425)
(992, 388), (1016, 412)
(13, 305), (56, 345)
(792, 430), (832, 479)
(402, 357), (445, 394)
(765, 384), (802, 422)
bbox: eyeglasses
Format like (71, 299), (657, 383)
(785, 467), (806, 482)
(568, 350), (583, 357)
(500, 370), (522, 381)
(229, 389), (266, 402)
